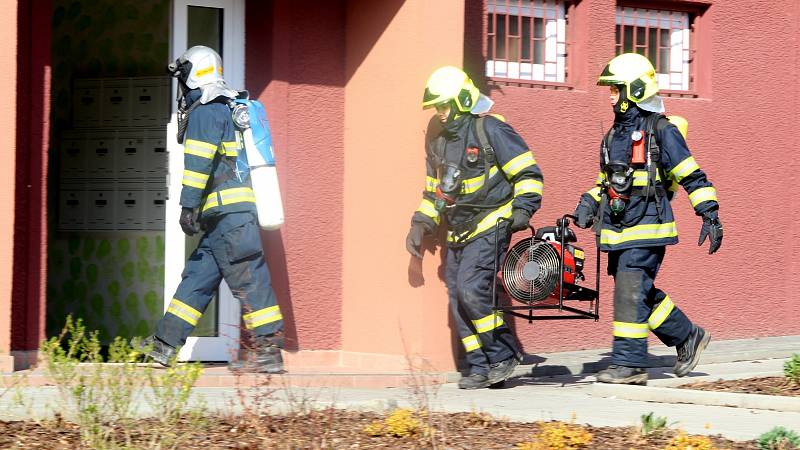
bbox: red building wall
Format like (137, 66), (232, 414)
(466, 0), (800, 353)
(246, 0), (346, 351)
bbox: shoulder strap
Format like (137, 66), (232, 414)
(475, 117), (494, 163)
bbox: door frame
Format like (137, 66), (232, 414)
(165, 0), (246, 362)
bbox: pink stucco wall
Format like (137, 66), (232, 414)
(463, 0), (800, 353)
(341, 0), (466, 370)
(0, 0), (18, 361)
(246, 1), (346, 351)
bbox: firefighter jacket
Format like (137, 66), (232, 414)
(577, 107), (718, 252)
(412, 114), (543, 246)
(179, 89), (256, 221)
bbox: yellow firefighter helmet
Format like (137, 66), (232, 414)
(422, 66), (481, 113)
(597, 53), (660, 104)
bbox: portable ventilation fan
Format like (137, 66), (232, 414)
(492, 214), (600, 321)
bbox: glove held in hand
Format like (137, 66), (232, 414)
(698, 210), (723, 254)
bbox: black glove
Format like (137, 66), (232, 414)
(509, 209), (532, 233)
(179, 207), (200, 236)
(698, 209), (723, 254)
(574, 203), (594, 229)
(405, 222), (427, 259)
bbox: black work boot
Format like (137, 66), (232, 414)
(457, 373), (491, 390)
(674, 325), (711, 377)
(229, 335), (285, 374)
(140, 335), (176, 367)
(595, 364), (648, 385)
(487, 355), (520, 385)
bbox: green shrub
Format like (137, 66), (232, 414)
(639, 412), (669, 435)
(784, 354), (800, 384)
(757, 426), (800, 450)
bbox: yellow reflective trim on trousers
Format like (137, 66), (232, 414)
(613, 321), (649, 338)
(416, 198), (440, 224)
(447, 199), (514, 243)
(601, 222), (678, 246)
(689, 186), (718, 208)
(632, 170), (661, 187)
(167, 298), (202, 326)
(221, 141), (239, 156)
(648, 295), (675, 330)
(425, 176), (439, 193)
(243, 305), (283, 329)
(182, 169), (210, 189)
(462, 335), (481, 352)
(501, 152), (537, 177)
(184, 139), (217, 159)
(669, 156), (700, 182)
(587, 186), (601, 201)
(472, 312), (505, 333)
(462, 166), (499, 194)
(513, 178), (543, 197)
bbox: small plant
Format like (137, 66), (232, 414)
(640, 411), (669, 435)
(517, 421), (593, 450)
(364, 408), (429, 438)
(784, 354), (800, 385)
(664, 432), (717, 450)
(757, 426), (800, 450)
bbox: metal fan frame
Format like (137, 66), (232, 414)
(492, 214), (600, 323)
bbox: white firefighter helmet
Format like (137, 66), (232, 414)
(170, 45), (225, 89)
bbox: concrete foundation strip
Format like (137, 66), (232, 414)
(591, 383), (800, 413)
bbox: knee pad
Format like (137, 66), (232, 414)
(614, 271), (643, 323)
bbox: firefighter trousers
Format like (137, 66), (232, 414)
(446, 231), (519, 376)
(608, 246), (692, 367)
(156, 211), (282, 348)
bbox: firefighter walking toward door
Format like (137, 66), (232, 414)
(573, 53), (723, 385)
(142, 45), (285, 373)
(406, 66), (543, 389)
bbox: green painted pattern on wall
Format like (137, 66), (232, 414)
(47, 1), (170, 341)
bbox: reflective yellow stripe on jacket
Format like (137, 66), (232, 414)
(669, 156), (700, 183)
(600, 222), (678, 246)
(447, 199), (513, 243)
(202, 187), (257, 212)
(688, 187), (718, 208)
(221, 141), (239, 157)
(416, 198), (440, 225)
(461, 166), (499, 194)
(425, 176), (439, 193)
(184, 139), (217, 159)
(501, 151), (537, 177)
(182, 169), (210, 189)
(514, 179), (543, 197)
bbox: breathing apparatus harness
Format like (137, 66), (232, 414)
(432, 116), (513, 243)
(596, 113), (668, 230)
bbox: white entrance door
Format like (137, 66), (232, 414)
(165, 0), (245, 362)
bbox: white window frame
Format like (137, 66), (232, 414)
(616, 6), (691, 91)
(485, 0), (567, 83)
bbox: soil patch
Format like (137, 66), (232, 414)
(678, 377), (800, 397)
(0, 411), (756, 449)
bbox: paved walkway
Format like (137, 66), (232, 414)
(2, 336), (799, 442)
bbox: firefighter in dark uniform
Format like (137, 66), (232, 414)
(573, 53), (723, 385)
(142, 46), (285, 373)
(405, 67), (544, 389)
